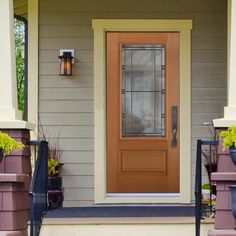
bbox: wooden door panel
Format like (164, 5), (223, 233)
(119, 151), (167, 173)
(107, 32), (179, 193)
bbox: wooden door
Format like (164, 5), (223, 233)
(106, 32), (180, 193)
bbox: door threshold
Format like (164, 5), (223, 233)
(106, 193), (180, 198)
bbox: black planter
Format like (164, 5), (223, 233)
(48, 176), (62, 190)
(48, 189), (64, 210)
(230, 148), (236, 166)
(0, 149), (3, 163)
(47, 176), (64, 209)
(229, 185), (236, 220)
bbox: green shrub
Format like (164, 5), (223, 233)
(220, 126), (236, 150)
(202, 183), (211, 190)
(0, 131), (24, 156)
(48, 159), (60, 176)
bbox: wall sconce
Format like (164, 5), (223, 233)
(59, 49), (74, 76)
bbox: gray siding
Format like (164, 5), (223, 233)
(39, 0), (227, 206)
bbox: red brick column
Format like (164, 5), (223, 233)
(0, 174), (30, 236)
(208, 139), (236, 235)
(0, 129), (31, 236)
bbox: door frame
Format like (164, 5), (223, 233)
(92, 19), (192, 204)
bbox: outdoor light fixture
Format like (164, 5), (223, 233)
(59, 49), (74, 76)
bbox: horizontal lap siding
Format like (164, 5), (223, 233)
(39, 0), (227, 206)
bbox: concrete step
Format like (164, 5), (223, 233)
(40, 217), (214, 236)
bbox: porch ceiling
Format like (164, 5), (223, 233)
(14, 0), (27, 18)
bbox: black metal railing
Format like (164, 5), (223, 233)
(195, 139), (218, 236)
(29, 140), (48, 236)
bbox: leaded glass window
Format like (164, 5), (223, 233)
(122, 45), (165, 137)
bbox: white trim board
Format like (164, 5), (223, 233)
(93, 19), (192, 204)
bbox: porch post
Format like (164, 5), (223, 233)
(227, 0), (236, 108)
(213, 0), (236, 127)
(0, 0), (22, 121)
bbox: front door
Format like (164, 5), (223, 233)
(106, 32), (179, 193)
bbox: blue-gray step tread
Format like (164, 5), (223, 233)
(44, 206), (195, 218)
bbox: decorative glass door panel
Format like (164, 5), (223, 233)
(122, 45), (165, 137)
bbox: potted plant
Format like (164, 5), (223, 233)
(47, 156), (64, 210)
(220, 127), (236, 221)
(47, 139), (63, 191)
(201, 183), (216, 218)
(202, 183), (211, 200)
(220, 126), (236, 166)
(48, 158), (63, 189)
(38, 123), (64, 209)
(0, 131), (24, 163)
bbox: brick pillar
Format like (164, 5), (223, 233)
(0, 129), (31, 236)
(0, 174), (30, 236)
(208, 139), (236, 235)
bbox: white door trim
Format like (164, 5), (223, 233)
(92, 19), (192, 204)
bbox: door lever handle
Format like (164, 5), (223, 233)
(171, 106), (178, 148)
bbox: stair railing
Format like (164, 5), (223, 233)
(195, 139), (218, 236)
(29, 140), (48, 236)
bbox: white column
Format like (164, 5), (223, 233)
(214, 0), (236, 127)
(0, 0), (34, 130)
(228, 0), (236, 107)
(0, 0), (22, 120)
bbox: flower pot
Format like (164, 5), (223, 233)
(230, 148), (236, 166)
(48, 176), (62, 190)
(202, 189), (210, 200)
(48, 189), (64, 210)
(0, 149), (3, 163)
(229, 185), (236, 220)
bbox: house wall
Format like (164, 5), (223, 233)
(39, 0), (227, 206)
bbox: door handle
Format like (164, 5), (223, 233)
(171, 106), (178, 148)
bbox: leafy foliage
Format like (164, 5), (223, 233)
(202, 183), (211, 190)
(220, 126), (236, 149)
(14, 19), (25, 112)
(0, 131), (24, 156)
(48, 159), (60, 176)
